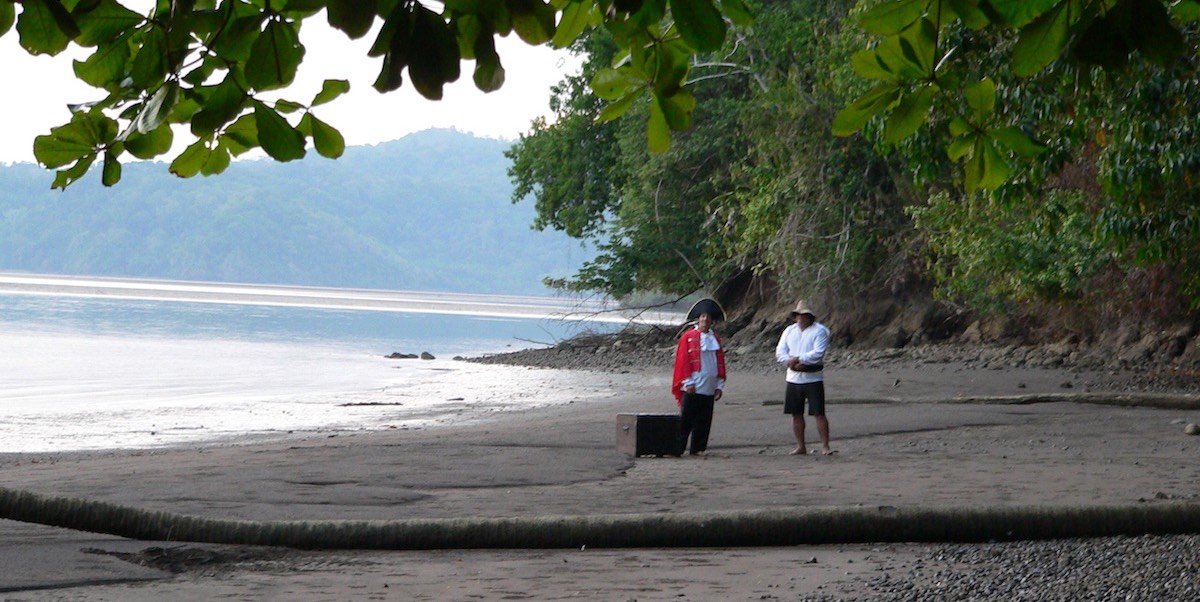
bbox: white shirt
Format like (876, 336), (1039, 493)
(775, 321), (829, 384)
(683, 330), (725, 396)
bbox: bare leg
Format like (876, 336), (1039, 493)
(790, 415), (807, 454)
(815, 415), (832, 454)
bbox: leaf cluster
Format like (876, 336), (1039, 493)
(833, 0), (1200, 193)
(2, 0), (747, 188)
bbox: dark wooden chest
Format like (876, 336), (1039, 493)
(615, 413), (683, 457)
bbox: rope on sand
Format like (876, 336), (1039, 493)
(2, 486), (1198, 549)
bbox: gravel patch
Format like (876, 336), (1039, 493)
(807, 534), (1200, 601)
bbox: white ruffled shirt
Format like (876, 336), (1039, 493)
(683, 330), (725, 396)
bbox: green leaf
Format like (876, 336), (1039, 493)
(221, 114), (259, 155)
(647, 95), (670, 153)
(247, 19), (305, 91)
(129, 27), (167, 88)
(211, 15), (265, 62)
(945, 0), (989, 29)
(670, 0), (726, 52)
(899, 17), (938, 74)
(33, 112), (112, 168)
(201, 145), (231, 176)
(312, 79), (351, 106)
(16, 0), (77, 55)
(274, 99), (305, 114)
(1174, 0), (1200, 23)
(192, 75), (249, 135)
(552, 0), (591, 48)
(52, 155), (96, 190)
(874, 35), (928, 79)
(372, 5), (412, 93)
(859, 0), (925, 35)
(408, 5), (461, 100)
(0, 2), (15, 37)
(719, 0), (754, 27)
(832, 83), (902, 136)
(948, 116), (972, 136)
(308, 114), (346, 159)
(34, 130), (92, 169)
(170, 138), (211, 178)
(254, 101), (306, 161)
(101, 150), (122, 186)
(592, 66), (648, 100)
(74, 0), (143, 46)
(964, 77), (995, 118)
(652, 41), (690, 96)
(977, 138), (1012, 190)
(73, 38), (131, 86)
(964, 137), (1011, 192)
(511, 0), (556, 45)
(964, 141), (985, 193)
(455, 13), (483, 59)
(851, 48), (896, 81)
(1012, 2), (1069, 76)
(124, 124), (174, 159)
(326, 0), (379, 39)
(883, 85), (935, 143)
(596, 89), (642, 123)
(987, 0), (1061, 28)
(657, 88), (695, 130)
(947, 134), (974, 161)
(993, 126), (1045, 158)
(472, 33), (506, 92)
(132, 82), (179, 135)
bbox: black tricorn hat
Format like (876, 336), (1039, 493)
(686, 298), (725, 322)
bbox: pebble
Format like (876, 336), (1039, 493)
(800, 534), (1200, 601)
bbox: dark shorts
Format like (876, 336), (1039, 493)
(784, 381), (825, 416)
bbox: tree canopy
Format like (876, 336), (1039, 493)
(835, 0), (1200, 193)
(508, 0), (1200, 321)
(2, 0), (748, 188)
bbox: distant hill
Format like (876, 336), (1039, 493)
(0, 129), (591, 295)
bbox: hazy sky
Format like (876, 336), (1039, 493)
(0, 21), (578, 165)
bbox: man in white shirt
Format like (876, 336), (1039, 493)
(774, 300), (832, 455)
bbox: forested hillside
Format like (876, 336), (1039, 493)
(507, 0), (1200, 351)
(0, 129), (589, 295)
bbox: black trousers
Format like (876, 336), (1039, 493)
(679, 391), (715, 454)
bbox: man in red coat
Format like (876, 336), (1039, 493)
(672, 298), (727, 456)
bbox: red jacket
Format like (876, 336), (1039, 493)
(672, 328), (727, 406)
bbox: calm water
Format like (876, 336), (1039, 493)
(0, 274), (658, 453)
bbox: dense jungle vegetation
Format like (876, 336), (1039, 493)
(507, 0), (1200, 331)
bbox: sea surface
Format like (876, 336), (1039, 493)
(0, 273), (672, 453)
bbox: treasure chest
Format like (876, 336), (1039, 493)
(616, 413), (683, 457)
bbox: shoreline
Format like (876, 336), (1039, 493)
(3, 352), (1199, 600)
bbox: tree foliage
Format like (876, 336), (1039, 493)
(1, 0), (748, 188)
(834, 0), (1200, 193)
(508, 0), (914, 300)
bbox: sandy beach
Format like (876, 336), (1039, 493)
(2, 352), (1199, 600)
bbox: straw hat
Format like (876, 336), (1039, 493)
(789, 299), (816, 318)
(686, 298), (725, 322)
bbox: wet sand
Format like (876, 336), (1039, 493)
(2, 360), (1198, 600)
